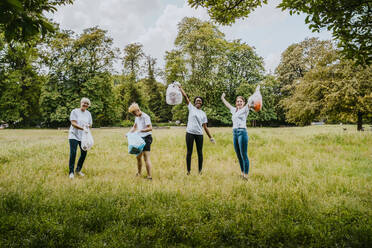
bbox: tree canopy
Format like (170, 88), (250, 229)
(0, 0), (73, 42)
(188, 0), (372, 66)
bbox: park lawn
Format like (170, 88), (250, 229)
(0, 126), (371, 247)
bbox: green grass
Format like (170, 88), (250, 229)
(0, 125), (371, 247)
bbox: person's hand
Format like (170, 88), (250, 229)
(221, 93), (225, 99)
(210, 137), (216, 144)
(83, 125), (89, 133)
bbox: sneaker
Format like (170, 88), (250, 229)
(76, 171), (85, 177)
(69, 173), (74, 179)
(186, 172), (190, 176)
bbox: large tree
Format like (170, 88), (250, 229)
(282, 48), (372, 130)
(275, 38), (333, 97)
(0, 33), (43, 127)
(188, 0), (372, 66)
(122, 42), (144, 79)
(39, 27), (119, 127)
(0, 0), (73, 42)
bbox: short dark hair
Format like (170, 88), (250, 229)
(194, 96), (204, 105)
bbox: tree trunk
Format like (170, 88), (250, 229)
(357, 111), (363, 131)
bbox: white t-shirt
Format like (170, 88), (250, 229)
(186, 103), (208, 135)
(230, 105), (249, 129)
(68, 108), (93, 141)
(135, 112), (152, 137)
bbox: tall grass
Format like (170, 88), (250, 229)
(0, 126), (371, 247)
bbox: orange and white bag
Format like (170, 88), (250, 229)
(247, 85), (262, 112)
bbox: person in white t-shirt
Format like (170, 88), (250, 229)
(221, 93), (254, 180)
(128, 103), (153, 180)
(68, 97), (93, 179)
(178, 85), (215, 175)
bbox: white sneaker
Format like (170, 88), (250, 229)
(69, 173), (74, 179)
(77, 171), (85, 177)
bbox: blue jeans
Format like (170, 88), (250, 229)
(233, 128), (250, 175)
(69, 139), (87, 174)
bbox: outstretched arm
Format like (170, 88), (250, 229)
(178, 86), (190, 105)
(221, 93), (233, 109)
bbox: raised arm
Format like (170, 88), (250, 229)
(178, 86), (190, 105)
(221, 93), (233, 110)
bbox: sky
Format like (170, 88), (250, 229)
(47, 0), (332, 76)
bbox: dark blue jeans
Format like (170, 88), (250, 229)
(233, 128), (250, 175)
(69, 139), (87, 174)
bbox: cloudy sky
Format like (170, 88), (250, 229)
(48, 0), (332, 75)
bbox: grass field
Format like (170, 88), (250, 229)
(0, 126), (371, 247)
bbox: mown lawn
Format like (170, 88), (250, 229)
(0, 126), (371, 247)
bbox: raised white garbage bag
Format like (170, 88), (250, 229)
(81, 126), (94, 151)
(247, 85), (263, 112)
(166, 82), (182, 105)
(127, 132), (146, 156)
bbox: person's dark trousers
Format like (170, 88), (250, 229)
(233, 128), (250, 174)
(186, 132), (204, 173)
(69, 139), (87, 174)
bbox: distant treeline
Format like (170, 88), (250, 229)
(0, 18), (371, 129)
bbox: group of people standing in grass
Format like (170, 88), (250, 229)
(68, 84), (254, 180)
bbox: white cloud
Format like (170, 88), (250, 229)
(137, 3), (210, 69)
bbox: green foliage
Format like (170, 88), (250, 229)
(188, 0), (268, 25)
(122, 42), (144, 79)
(39, 27), (120, 127)
(275, 38), (333, 97)
(0, 35), (43, 126)
(278, 0), (372, 66)
(188, 0), (372, 66)
(0, 0), (73, 42)
(282, 48), (372, 130)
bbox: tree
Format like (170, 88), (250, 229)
(275, 38), (333, 97)
(143, 56), (166, 122)
(0, 33), (43, 127)
(282, 49), (372, 130)
(188, 0), (372, 66)
(122, 43), (144, 79)
(39, 27), (119, 127)
(0, 0), (73, 42)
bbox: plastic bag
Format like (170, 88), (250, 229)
(166, 82), (182, 105)
(248, 85), (263, 112)
(81, 127), (94, 151)
(127, 132), (146, 156)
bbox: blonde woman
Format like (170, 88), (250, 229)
(128, 103), (153, 180)
(68, 97), (92, 179)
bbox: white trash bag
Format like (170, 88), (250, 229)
(127, 132), (146, 156)
(166, 82), (182, 105)
(247, 85), (263, 112)
(81, 126), (94, 151)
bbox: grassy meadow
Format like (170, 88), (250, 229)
(0, 125), (371, 247)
